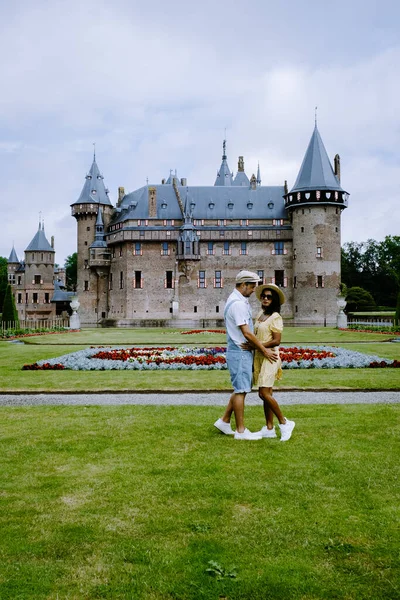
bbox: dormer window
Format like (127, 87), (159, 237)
(91, 190), (97, 195)
(86, 175), (92, 180)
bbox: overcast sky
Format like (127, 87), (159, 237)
(1, 0), (399, 265)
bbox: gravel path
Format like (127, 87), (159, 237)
(0, 391), (399, 406)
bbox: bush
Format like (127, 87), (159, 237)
(1, 284), (19, 326)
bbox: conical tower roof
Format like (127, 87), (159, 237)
(290, 125), (344, 193)
(25, 222), (54, 252)
(73, 155), (112, 206)
(8, 245), (19, 263)
(214, 140), (233, 186)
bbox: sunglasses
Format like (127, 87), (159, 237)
(260, 293), (273, 299)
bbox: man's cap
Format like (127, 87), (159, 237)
(255, 283), (286, 304)
(235, 270), (261, 284)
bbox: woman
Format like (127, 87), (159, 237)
(252, 283), (295, 442)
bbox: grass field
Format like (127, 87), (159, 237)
(0, 327), (399, 392)
(1, 404), (399, 600)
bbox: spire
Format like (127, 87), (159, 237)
(8, 245), (19, 263)
(290, 124), (344, 193)
(214, 139), (233, 186)
(73, 154), (112, 206)
(90, 208), (107, 248)
(25, 221), (54, 252)
(256, 162), (261, 186)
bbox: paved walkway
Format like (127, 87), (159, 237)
(0, 391), (399, 406)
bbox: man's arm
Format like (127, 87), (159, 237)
(239, 323), (278, 362)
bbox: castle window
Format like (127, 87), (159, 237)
(240, 242), (247, 255)
(140, 231), (145, 239)
(17, 276), (21, 285)
(161, 242), (170, 256)
(194, 219), (204, 226)
(194, 306), (198, 313)
(84, 280), (89, 291)
(111, 248), (115, 258)
(119, 245), (123, 257)
(163, 219), (175, 226)
(316, 247), (323, 258)
(109, 273), (113, 290)
(33, 293), (38, 303)
(335, 227), (338, 232)
(44, 293), (49, 304)
(41, 253), (44, 261)
(295, 305), (298, 313)
(273, 270), (287, 288)
(223, 242), (230, 256)
(198, 270), (207, 288)
(165, 270), (174, 289)
(32, 254), (35, 261)
(301, 227), (304, 233)
(134, 271), (142, 289)
(273, 241), (285, 255)
(87, 226), (90, 231)
(218, 219), (227, 226)
(34, 275), (41, 284)
(85, 241), (88, 246)
(257, 270), (264, 285)
(138, 220), (148, 226)
(294, 276), (297, 288)
(273, 219), (284, 226)
(316, 275), (324, 288)
(17, 293), (22, 304)
(166, 231), (171, 238)
(216, 306), (220, 313)
(214, 271), (223, 288)
(120, 272), (124, 289)
(293, 248), (297, 260)
(25, 292), (28, 304)
(240, 219), (249, 226)
(134, 242), (142, 256)
(207, 242), (214, 255)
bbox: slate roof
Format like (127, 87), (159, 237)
(290, 125), (344, 193)
(113, 183), (286, 225)
(73, 157), (112, 206)
(8, 246), (19, 263)
(90, 208), (108, 248)
(25, 223), (54, 252)
(51, 280), (75, 303)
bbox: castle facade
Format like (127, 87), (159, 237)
(71, 125), (349, 326)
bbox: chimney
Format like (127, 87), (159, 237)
(162, 178), (166, 184)
(180, 178), (187, 186)
(334, 154), (341, 183)
(51, 236), (54, 249)
(238, 156), (244, 172)
(117, 186), (125, 207)
(284, 180), (288, 195)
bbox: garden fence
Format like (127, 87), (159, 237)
(1, 318), (70, 333)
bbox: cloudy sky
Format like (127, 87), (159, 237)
(1, 0), (399, 265)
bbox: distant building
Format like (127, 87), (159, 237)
(7, 223), (73, 321)
(71, 124), (349, 326)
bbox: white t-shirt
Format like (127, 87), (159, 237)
(224, 288), (253, 347)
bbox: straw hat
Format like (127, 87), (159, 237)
(255, 283), (285, 304)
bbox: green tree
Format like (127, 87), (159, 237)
(1, 283), (19, 326)
(65, 253), (77, 291)
(345, 286), (376, 313)
(0, 257), (8, 312)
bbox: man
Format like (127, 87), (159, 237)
(214, 270), (278, 440)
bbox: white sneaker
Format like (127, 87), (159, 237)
(258, 426), (277, 438)
(234, 428), (262, 440)
(279, 419), (295, 442)
(214, 418), (234, 435)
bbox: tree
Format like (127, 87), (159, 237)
(0, 257), (8, 312)
(1, 284), (19, 326)
(345, 286), (376, 313)
(65, 253), (77, 291)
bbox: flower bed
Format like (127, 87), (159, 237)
(22, 345), (398, 371)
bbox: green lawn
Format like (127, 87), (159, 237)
(1, 404), (399, 599)
(0, 327), (399, 392)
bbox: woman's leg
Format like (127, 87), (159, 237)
(259, 386), (286, 425)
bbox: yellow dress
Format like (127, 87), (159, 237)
(253, 311), (283, 388)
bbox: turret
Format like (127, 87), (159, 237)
(285, 124), (350, 325)
(214, 140), (233, 186)
(71, 154), (114, 324)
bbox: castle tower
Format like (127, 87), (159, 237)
(7, 246), (20, 285)
(284, 124), (349, 325)
(23, 221), (56, 320)
(214, 140), (233, 186)
(71, 155), (113, 324)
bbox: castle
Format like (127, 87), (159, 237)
(71, 124), (349, 327)
(7, 224), (72, 322)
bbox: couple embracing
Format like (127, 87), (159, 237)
(214, 270), (295, 441)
